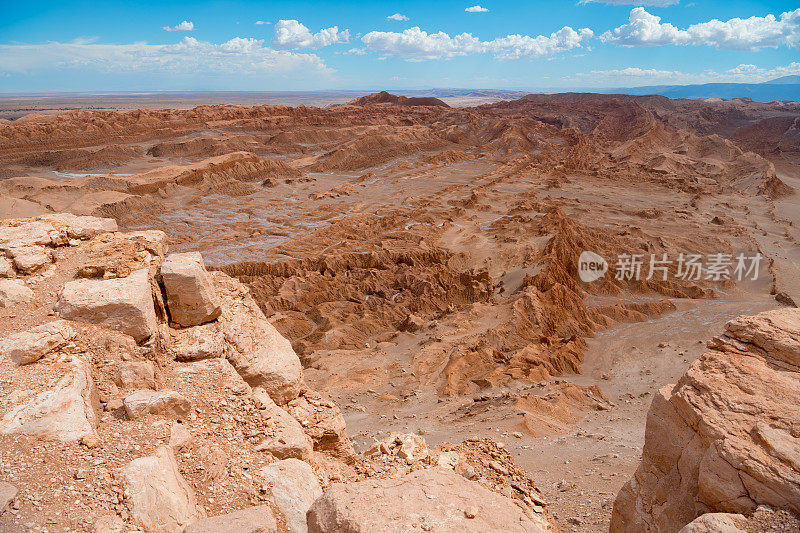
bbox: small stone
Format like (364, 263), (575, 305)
(80, 434), (99, 449)
(464, 506), (478, 519)
(489, 461), (508, 475)
(123, 389), (191, 419)
(169, 421), (192, 451)
(114, 361), (156, 390)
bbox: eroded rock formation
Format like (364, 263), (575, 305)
(611, 308), (800, 532)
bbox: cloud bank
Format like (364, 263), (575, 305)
(0, 37), (331, 76)
(361, 26), (593, 60)
(602, 7), (800, 50)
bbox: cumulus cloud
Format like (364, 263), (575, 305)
(271, 19), (349, 49)
(255, 20), (270, 25)
(361, 26), (592, 61)
(465, 5), (489, 12)
(387, 13), (409, 21)
(602, 7), (800, 50)
(0, 37), (331, 76)
(163, 20), (194, 32)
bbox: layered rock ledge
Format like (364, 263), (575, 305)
(611, 308), (800, 532)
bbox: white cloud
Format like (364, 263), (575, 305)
(488, 27), (594, 59)
(580, 0), (679, 6)
(602, 7), (800, 50)
(0, 37), (332, 76)
(465, 5), (489, 13)
(361, 26), (592, 61)
(387, 13), (409, 22)
(255, 20), (271, 25)
(572, 61), (800, 85)
(362, 28), (482, 60)
(724, 61), (800, 81)
(163, 20), (194, 32)
(271, 19), (349, 49)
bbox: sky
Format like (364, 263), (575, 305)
(0, 0), (798, 92)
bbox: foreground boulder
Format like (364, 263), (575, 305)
(7, 245), (52, 273)
(160, 252), (221, 327)
(0, 279), (33, 308)
(0, 320), (75, 365)
(677, 513), (745, 533)
(307, 467), (548, 533)
(123, 446), (205, 532)
(611, 308), (800, 532)
(183, 506), (277, 533)
(56, 268), (158, 343)
(114, 361), (157, 390)
(260, 459), (322, 533)
(0, 357), (98, 442)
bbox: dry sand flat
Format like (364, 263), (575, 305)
(0, 92), (799, 532)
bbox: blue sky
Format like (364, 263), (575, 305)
(1, 0), (798, 92)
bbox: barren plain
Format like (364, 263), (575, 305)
(0, 91), (798, 532)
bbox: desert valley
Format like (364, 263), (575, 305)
(0, 90), (798, 533)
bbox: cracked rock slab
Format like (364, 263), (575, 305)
(0, 320), (76, 365)
(0, 357), (98, 442)
(56, 268), (158, 343)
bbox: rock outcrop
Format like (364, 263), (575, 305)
(123, 390), (191, 419)
(0, 214), (556, 533)
(253, 390), (313, 460)
(677, 513), (745, 533)
(611, 308), (800, 532)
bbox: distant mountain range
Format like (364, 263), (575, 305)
(411, 76), (800, 103)
(600, 76), (800, 102)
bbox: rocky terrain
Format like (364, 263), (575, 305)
(0, 92), (799, 532)
(0, 214), (555, 532)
